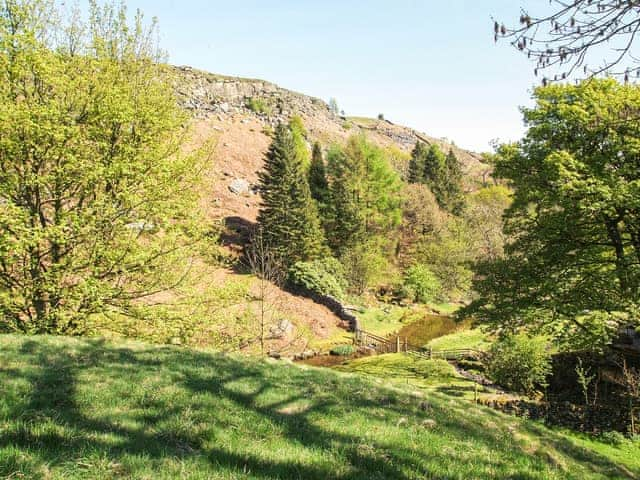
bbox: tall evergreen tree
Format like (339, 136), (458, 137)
(423, 144), (446, 187)
(408, 141), (427, 183)
(257, 124), (325, 266)
(441, 149), (465, 215)
(325, 146), (365, 254)
(308, 142), (329, 206)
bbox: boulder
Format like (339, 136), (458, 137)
(228, 178), (250, 195)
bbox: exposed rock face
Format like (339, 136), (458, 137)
(174, 66), (336, 127)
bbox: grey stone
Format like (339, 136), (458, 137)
(229, 178), (250, 195)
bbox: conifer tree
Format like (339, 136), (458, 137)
(441, 149), (465, 215)
(325, 146), (365, 254)
(257, 124), (325, 266)
(423, 144), (446, 187)
(408, 141), (427, 183)
(308, 142), (329, 206)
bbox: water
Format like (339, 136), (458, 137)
(394, 314), (464, 347)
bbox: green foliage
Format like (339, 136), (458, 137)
(440, 149), (465, 214)
(341, 240), (394, 294)
(308, 142), (329, 209)
(288, 257), (347, 299)
(408, 141), (427, 183)
(288, 115), (309, 167)
(330, 344), (354, 356)
(599, 431), (627, 446)
(415, 217), (474, 299)
(403, 264), (442, 304)
(408, 143), (464, 214)
(325, 135), (402, 277)
(257, 123), (326, 266)
(464, 185), (511, 261)
(245, 96), (272, 115)
(423, 144), (446, 191)
(0, 0), (204, 334)
(487, 334), (552, 395)
(466, 80), (640, 350)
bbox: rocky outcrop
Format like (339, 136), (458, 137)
(173, 66), (336, 126)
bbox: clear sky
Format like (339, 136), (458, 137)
(122, 1), (541, 152)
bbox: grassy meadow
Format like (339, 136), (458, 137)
(0, 335), (639, 479)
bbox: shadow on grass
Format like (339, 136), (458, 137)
(0, 336), (636, 479)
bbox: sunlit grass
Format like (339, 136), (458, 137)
(0, 334), (638, 479)
(427, 328), (492, 351)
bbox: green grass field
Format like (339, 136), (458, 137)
(427, 328), (492, 352)
(1, 335), (639, 479)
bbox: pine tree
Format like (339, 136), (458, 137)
(408, 141), (427, 183)
(308, 142), (329, 206)
(442, 149), (465, 215)
(423, 144), (446, 187)
(257, 124), (326, 266)
(325, 146), (365, 254)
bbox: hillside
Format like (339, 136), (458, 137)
(0, 335), (638, 479)
(143, 66), (493, 354)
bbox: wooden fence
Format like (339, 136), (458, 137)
(354, 328), (483, 361)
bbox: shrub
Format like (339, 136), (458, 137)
(599, 431), (626, 446)
(403, 264), (442, 303)
(245, 97), (271, 115)
(288, 257), (348, 299)
(330, 344), (355, 356)
(486, 334), (552, 395)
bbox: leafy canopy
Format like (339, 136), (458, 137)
(465, 79), (640, 350)
(0, 0), (204, 333)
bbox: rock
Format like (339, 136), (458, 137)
(228, 178), (250, 195)
(421, 419), (437, 429)
(268, 319), (294, 339)
(219, 102), (230, 113)
(268, 351), (281, 359)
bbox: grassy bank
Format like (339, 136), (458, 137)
(0, 335), (638, 479)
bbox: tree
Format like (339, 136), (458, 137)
(464, 186), (511, 261)
(328, 97), (339, 115)
(423, 144), (446, 189)
(487, 334), (552, 395)
(288, 115), (310, 168)
(440, 149), (465, 215)
(408, 141), (427, 184)
(325, 135), (402, 255)
(257, 123), (325, 266)
(0, 0), (203, 334)
(244, 227), (285, 356)
(465, 79), (640, 349)
(308, 142), (329, 208)
(495, 1), (640, 82)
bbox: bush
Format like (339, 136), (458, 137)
(599, 431), (626, 446)
(330, 344), (355, 356)
(245, 97), (271, 115)
(288, 257), (348, 299)
(486, 334), (552, 395)
(403, 264), (442, 303)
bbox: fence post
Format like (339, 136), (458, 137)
(396, 336), (400, 353)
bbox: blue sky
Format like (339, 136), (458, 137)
(123, 1), (541, 152)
